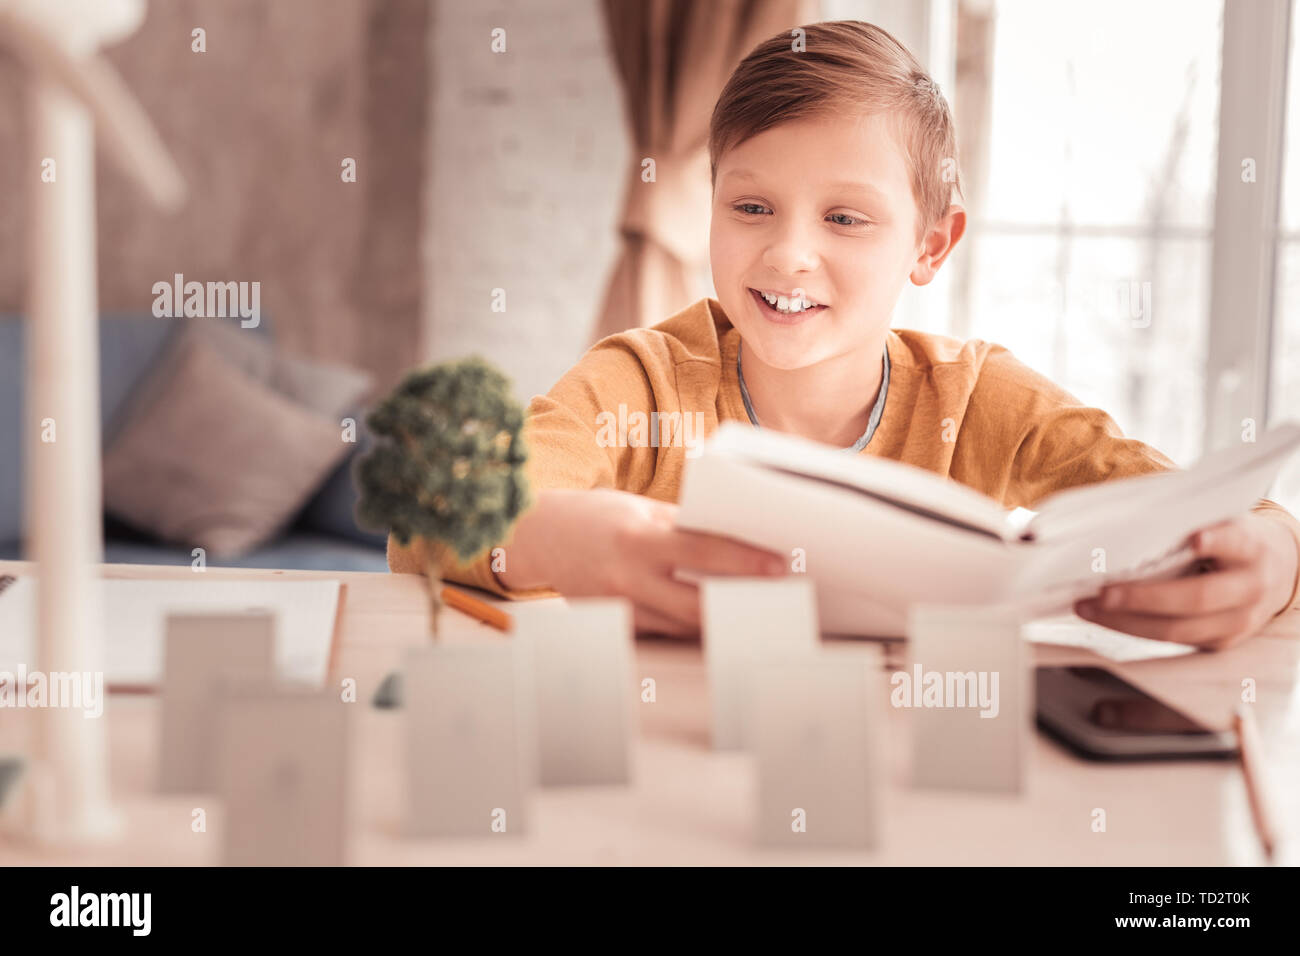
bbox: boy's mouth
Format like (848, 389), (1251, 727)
(748, 287), (827, 324)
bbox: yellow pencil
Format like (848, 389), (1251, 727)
(442, 586), (513, 632)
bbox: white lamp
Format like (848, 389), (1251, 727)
(0, 0), (184, 843)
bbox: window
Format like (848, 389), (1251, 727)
(825, 1), (1300, 486)
(958, 0), (1224, 467)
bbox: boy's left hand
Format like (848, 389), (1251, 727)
(1074, 513), (1300, 651)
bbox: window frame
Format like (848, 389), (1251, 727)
(1204, 0), (1292, 452)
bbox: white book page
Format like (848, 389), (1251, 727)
(1028, 421), (1300, 542)
(708, 422), (1016, 540)
(1024, 615), (1195, 662)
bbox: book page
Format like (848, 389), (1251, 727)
(708, 422), (1016, 540)
(1029, 422), (1300, 542)
(1024, 615), (1196, 662)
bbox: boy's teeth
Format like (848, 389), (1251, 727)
(757, 289), (818, 314)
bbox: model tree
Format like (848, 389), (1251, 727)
(355, 357), (531, 638)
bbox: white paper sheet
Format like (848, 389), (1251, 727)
(0, 576), (340, 687)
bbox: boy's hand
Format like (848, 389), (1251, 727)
(1073, 514), (1300, 651)
(497, 488), (788, 637)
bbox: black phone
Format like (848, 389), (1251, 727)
(1035, 665), (1239, 761)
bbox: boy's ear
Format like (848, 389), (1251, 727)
(910, 203), (967, 286)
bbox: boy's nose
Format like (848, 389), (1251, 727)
(761, 225), (821, 275)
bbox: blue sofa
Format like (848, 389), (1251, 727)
(0, 314), (390, 572)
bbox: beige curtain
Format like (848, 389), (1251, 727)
(591, 0), (812, 344)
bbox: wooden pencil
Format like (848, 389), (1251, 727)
(442, 585), (513, 632)
(1233, 705), (1277, 862)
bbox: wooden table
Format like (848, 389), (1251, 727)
(1, 560), (1297, 865)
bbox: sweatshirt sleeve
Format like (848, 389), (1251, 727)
(980, 348), (1300, 616)
(387, 335), (664, 599)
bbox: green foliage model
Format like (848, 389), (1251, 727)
(355, 357), (531, 636)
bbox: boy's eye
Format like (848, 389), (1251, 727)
(827, 212), (869, 227)
(730, 204), (870, 226)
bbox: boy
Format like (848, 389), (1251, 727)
(391, 20), (1300, 650)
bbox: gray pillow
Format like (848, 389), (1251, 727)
(186, 320), (370, 419)
(299, 411), (390, 548)
(0, 318), (22, 548)
(1, 314), (180, 548)
(102, 326), (371, 557)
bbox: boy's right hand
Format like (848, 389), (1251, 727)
(496, 488), (789, 637)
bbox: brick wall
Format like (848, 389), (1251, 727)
(423, 0), (632, 403)
(0, 0), (429, 392)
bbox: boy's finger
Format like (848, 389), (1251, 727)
(638, 571), (704, 631)
(663, 529), (787, 577)
(1191, 518), (1262, 566)
(633, 603), (697, 638)
(1096, 568), (1263, 617)
(1075, 600), (1254, 647)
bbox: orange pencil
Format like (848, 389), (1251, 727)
(442, 586), (513, 632)
(1233, 705), (1277, 862)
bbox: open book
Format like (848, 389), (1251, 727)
(675, 421), (1300, 637)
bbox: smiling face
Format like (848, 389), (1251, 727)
(710, 111), (931, 371)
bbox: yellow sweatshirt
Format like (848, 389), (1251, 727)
(389, 297), (1300, 614)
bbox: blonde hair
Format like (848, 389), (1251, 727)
(709, 20), (961, 239)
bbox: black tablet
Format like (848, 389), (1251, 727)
(1035, 665), (1239, 760)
